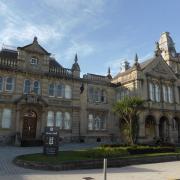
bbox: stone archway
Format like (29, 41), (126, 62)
(22, 110), (37, 140)
(145, 115), (156, 142)
(159, 116), (169, 142)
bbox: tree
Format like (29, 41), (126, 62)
(113, 96), (144, 145)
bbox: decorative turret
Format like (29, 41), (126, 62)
(71, 53), (80, 78)
(107, 67), (112, 79)
(159, 32), (177, 60)
(33, 36), (38, 44)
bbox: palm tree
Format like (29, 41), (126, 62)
(113, 96), (144, 145)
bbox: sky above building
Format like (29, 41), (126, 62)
(0, 0), (180, 76)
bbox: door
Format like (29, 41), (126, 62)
(22, 110), (37, 139)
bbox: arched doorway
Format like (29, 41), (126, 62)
(145, 115), (156, 141)
(22, 110), (37, 140)
(159, 116), (169, 142)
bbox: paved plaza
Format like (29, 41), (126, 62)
(0, 144), (180, 180)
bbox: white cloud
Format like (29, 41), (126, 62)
(63, 41), (94, 62)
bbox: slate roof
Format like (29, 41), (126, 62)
(0, 49), (18, 59)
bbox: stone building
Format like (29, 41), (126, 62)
(0, 32), (180, 145)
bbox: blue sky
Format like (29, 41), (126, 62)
(0, 0), (180, 76)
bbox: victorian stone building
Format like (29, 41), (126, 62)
(0, 32), (180, 145)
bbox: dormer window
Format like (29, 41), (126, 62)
(31, 58), (38, 65)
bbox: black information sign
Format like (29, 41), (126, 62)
(43, 126), (59, 155)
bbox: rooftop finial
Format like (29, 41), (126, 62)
(75, 53), (78, 63)
(154, 41), (161, 57)
(108, 66), (111, 75)
(135, 53), (138, 64)
(107, 66), (112, 79)
(33, 36), (38, 43)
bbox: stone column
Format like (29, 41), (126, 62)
(138, 116), (145, 143)
(155, 123), (159, 138)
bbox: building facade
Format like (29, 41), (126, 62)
(0, 32), (180, 145)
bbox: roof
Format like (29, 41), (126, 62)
(0, 49), (18, 59)
(17, 37), (51, 55)
(113, 56), (155, 79)
(49, 58), (63, 68)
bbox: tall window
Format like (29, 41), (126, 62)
(2, 109), (12, 128)
(88, 114), (93, 130)
(0, 77), (3, 92)
(24, 80), (31, 94)
(94, 116), (101, 130)
(65, 85), (72, 99)
(163, 85), (168, 102)
(33, 81), (40, 95)
(47, 111), (54, 126)
(5, 77), (14, 92)
(48, 84), (55, 96)
(56, 112), (63, 129)
(168, 86), (173, 103)
(64, 112), (71, 129)
(57, 84), (64, 98)
(149, 82), (154, 101)
(155, 84), (160, 102)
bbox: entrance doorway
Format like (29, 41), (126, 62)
(22, 110), (37, 140)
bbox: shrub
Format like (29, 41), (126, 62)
(127, 146), (175, 155)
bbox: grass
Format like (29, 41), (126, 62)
(16, 146), (180, 165)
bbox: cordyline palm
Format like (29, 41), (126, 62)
(113, 96), (144, 145)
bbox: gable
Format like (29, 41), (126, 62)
(142, 56), (177, 80)
(18, 37), (50, 55)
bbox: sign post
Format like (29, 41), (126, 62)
(43, 126), (59, 155)
(103, 158), (107, 180)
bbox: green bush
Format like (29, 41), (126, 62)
(84, 147), (128, 158)
(127, 146), (175, 155)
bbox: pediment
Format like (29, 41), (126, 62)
(143, 56), (177, 80)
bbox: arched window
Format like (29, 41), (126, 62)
(149, 82), (155, 101)
(88, 114), (94, 130)
(168, 86), (173, 103)
(155, 84), (160, 102)
(0, 77), (3, 92)
(48, 84), (55, 97)
(56, 112), (63, 129)
(57, 84), (64, 98)
(33, 81), (40, 95)
(5, 77), (14, 92)
(64, 112), (71, 129)
(24, 80), (31, 94)
(65, 85), (72, 99)
(47, 111), (54, 126)
(2, 108), (12, 128)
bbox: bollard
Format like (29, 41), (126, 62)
(103, 158), (107, 180)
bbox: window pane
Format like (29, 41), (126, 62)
(0, 77), (3, 91)
(64, 112), (71, 129)
(94, 116), (101, 130)
(163, 85), (168, 102)
(88, 114), (93, 130)
(47, 111), (54, 126)
(155, 84), (160, 102)
(2, 109), (11, 128)
(34, 81), (40, 95)
(65, 85), (72, 99)
(168, 86), (173, 103)
(24, 80), (31, 94)
(56, 112), (63, 128)
(6, 77), (14, 91)
(57, 84), (64, 97)
(48, 84), (55, 96)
